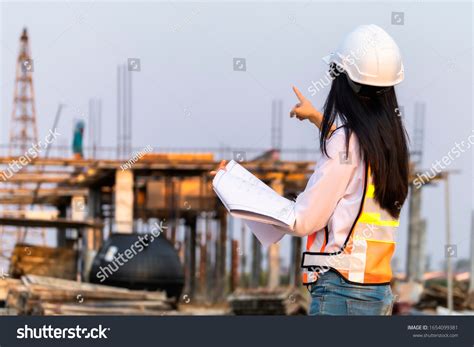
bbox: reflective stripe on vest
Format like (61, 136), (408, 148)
(301, 165), (399, 285)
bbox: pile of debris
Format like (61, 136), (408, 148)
(1, 275), (176, 315)
(228, 287), (309, 315)
(416, 281), (473, 312)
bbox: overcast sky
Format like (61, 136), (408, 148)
(0, 1), (472, 271)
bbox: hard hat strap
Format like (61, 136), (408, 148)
(346, 74), (362, 93)
(346, 73), (393, 97)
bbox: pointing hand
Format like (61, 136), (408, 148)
(290, 86), (323, 124)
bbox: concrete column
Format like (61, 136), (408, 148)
(187, 219), (197, 298)
(199, 231), (207, 298)
(115, 169), (134, 233)
(290, 237), (302, 286)
(268, 244), (280, 289)
(84, 188), (103, 281)
(406, 185), (425, 281)
(205, 214), (213, 301)
(215, 210), (227, 300)
(240, 222), (247, 287)
(71, 195), (88, 281)
(56, 204), (70, 248)
(250, 234), (261, 288)
(268, 175), (283, 288)
(71, 196), (86, 221)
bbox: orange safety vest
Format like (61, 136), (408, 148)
(301, 165), (399, 285)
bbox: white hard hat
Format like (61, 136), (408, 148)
(326, 24), (404, 87)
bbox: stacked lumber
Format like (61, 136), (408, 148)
(9, 244), (77, 280)
(0, 278), (22, 302)
(416, 283), (469, 311)
(228, 287), (309, 315)
(38, 302), (173, 316)
(5, 275), (176, 315)
(464, 291), (474, 310)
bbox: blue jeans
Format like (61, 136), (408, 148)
(308, 271), (395, 315)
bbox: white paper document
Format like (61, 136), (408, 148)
(212, 160), (295, 247)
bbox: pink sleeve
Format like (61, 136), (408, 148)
(291, 129), (359, 237)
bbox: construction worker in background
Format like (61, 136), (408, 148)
(212, 24), (408, 315)
(72, 120), (85, 159)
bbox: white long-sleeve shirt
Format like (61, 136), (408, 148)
(288, 127), (366, 253)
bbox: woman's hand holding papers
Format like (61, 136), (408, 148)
(210, 160), (227, 176)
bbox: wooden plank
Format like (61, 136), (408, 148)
(9, 245), (77, 280)
(23, 275), (167, 300)
(0, 279), (21, 301)
(0, 217), (103, 229)
(4, 275), (174, 315)
(37, 303), (173, 316)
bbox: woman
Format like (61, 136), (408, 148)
(214, 24), (409, 315)
(289, 24), (409, 316)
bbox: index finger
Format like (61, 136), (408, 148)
(292, 86), (305, 102)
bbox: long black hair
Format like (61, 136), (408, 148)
(320, 65), (409, 219)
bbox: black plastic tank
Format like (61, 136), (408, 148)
(89, 233), (184, 299)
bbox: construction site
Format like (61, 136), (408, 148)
(0, 27), (472, 317)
